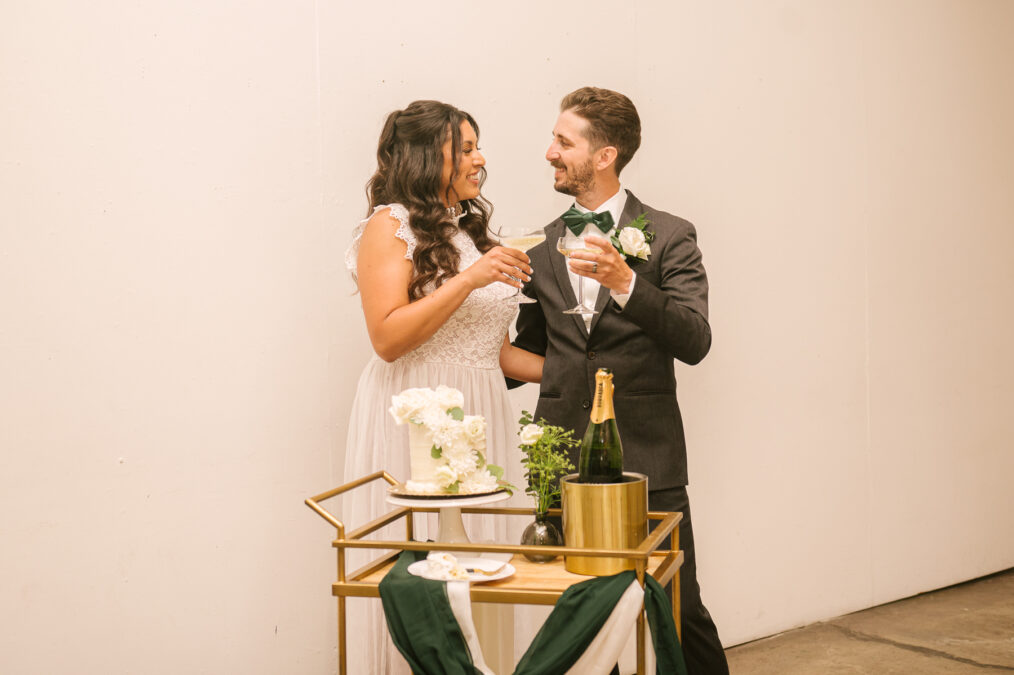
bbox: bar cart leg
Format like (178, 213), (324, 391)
(337, 596), (347, 675)
(635, 609), (646, 674)
(636, 563), (646, 675)
(337, 533), (348, 674)
(672, 527), (681, 641)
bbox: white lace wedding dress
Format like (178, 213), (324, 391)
(343, 204), (526, 674)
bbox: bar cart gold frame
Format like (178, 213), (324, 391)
(306, 471), (684, 675)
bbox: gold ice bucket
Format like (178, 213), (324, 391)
(560, 472), (648, 576)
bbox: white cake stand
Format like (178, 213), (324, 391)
(385, 490), (511, 544)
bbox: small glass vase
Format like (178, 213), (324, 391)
(520, 511), (563, 563)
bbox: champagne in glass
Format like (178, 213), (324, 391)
(500, 229), (546, 303)
(501, 232), (547, 252)
(556, 236), (598, 315)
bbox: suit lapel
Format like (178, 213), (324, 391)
(546, 220), (589, 337)
(588, 190), (642, 336)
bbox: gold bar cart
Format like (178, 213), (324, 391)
(306, 471), (683, 675)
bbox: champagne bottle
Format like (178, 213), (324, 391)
(578, 368), (624, 483)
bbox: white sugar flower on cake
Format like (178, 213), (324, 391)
(463, 415), (486, 450)
(388, 388), (433, 424)
(432, 385), (464, 412)
(434, 465), (459, 489)
(389, 386), (511, 495)
(460, 470), (499, 494)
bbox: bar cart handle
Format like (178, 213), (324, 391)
(304, 470), (400, 532)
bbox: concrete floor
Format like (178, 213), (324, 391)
(725, 568), (1014, 674)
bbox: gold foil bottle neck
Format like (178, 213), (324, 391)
(590, 368), (615, 424)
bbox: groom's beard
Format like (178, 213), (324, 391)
(552, 158), (595, 197)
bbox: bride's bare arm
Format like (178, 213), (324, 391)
(357, 209), (532, 362)
(499, 335), (543, 383)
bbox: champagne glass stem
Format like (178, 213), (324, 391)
(558, 236), (598, 315)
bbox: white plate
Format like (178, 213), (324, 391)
(406, 558), (516, 583)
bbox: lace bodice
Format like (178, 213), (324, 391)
(345, 204), (516, 369)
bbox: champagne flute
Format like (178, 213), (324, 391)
(556, 236), (598, 315)
(499, 229), (546, 304)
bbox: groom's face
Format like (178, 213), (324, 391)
(547, 109), (595, 197)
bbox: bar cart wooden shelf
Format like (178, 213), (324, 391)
(306, 471), (684, 675)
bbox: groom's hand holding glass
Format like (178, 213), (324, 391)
(564, 233), (634, 295)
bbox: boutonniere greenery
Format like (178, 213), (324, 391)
(610, 213), (653, 261)
(517, 411), (577, 514)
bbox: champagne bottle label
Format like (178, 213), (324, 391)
(589, 369), (615, 424)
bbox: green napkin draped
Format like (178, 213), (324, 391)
(644, 575), (689, 675)
(379, 550), (482, 675)
(514, 570), (634, 674)
(378, 550), (687, 675)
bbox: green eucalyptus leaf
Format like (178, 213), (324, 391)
(448, 407), (465, 421)
(430, 445), (442, 459)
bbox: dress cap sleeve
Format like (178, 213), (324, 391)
(344, 203), (415, 273)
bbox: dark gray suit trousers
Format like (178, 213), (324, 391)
(651, 486), (729, 675)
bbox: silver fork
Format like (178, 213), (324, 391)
(465, 563), (507, 576)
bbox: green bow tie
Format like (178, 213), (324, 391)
(561, 207), (614, 236)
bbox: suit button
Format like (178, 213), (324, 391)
(587, 351), (596, 360)
(582, 400), (591, 409)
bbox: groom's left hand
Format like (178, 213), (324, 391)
(568, 233), (634, 295)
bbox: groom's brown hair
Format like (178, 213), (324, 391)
(560, 86), (641, 175)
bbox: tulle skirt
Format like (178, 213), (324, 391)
(342, 356), (526, 674)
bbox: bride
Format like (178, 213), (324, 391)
(343, 100), (543, 673)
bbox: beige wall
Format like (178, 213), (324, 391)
(2, 1), (1012, 671)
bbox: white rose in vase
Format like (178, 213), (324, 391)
(519, 423), (544, 446)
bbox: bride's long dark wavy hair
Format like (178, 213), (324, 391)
(365, 100), (495, 300)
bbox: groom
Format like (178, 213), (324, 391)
(512, 86), (728, 674)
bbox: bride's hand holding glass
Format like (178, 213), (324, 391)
(460, 245), (532, 291)
(498, 227), (546, 303)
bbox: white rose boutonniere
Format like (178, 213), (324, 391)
(610, 213), (653, 261)
(618, 228), (648, 259)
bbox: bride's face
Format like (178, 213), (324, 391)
(439, 120), (485, 207)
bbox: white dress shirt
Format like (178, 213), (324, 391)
(561, 186), (638, 330)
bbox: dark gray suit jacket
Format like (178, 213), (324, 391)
(512, 190), (711, 490)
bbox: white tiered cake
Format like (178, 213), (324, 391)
(389, 385), (502, 495)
